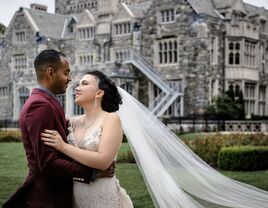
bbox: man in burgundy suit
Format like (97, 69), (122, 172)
(3, 50), (113, 208)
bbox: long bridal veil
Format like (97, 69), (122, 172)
(117, 87), (268, 208)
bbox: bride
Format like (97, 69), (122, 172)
(42, 70), (268, 208)
(42, 70), (132, 208)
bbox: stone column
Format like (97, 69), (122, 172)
(255, 83), (259, 115)
(65, 86), (73, 118)
(265, 85), (268, 116)
(241, 38), (245, 66)
(12, 82), (19, 120)
(180, 95), (184, 117)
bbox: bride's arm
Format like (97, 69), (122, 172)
(41, 113), (123, 170)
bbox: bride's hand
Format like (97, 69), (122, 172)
(41, 129), (66, 152)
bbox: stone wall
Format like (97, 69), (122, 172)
(141, 0), (224, 116)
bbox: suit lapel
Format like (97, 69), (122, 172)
(31, 89), (68, 139)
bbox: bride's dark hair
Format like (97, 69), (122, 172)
(86, 70), (122, 112)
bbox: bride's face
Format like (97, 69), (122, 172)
(75, 74), (103, 106)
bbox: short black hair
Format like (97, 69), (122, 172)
(86, 70), (122, 112)
(34, 49), (66, 80)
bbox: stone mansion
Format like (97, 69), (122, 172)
(0, 0), (268, 121)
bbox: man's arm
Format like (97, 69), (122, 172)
(25, 101), (94, 183)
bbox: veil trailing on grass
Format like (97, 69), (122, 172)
(117, 87), (268, 208)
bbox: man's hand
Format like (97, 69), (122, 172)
(96, 161), (116, 178)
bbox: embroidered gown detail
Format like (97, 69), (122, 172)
(67, 115), (132, 208)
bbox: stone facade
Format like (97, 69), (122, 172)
(0, 0), (268, 121)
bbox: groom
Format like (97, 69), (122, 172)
(3, 50), (114, 208)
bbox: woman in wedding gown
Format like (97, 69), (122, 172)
(41, 70), (133, 208)
(42, 70), (268, 208)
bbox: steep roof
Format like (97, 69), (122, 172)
(212, 0), (236, 9)
(128, 0), (220, 19)
(187, 0), (220, 18)
(24, 8), (67, 39)
(245, 3), (268, 18)
(128, 1), (152, 18)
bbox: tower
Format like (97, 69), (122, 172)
(97, 0), (119, 16)
(55, 0), (98, 14)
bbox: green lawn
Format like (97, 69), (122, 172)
(0, 143), (267, 207)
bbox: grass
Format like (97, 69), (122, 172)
(0, 142), (268, 207)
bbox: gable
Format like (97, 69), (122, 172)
(187, 0), (220, 18)
(232, 0), (247, 14)
(113, 3), (135, 23)
(77, 9), (95, 28)
(5, 9), (37, 39)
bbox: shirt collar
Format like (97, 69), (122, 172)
(36, 86), (61, 103)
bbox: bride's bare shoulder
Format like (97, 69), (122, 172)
(103, 112), (121, 125)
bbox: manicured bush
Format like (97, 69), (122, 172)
(182, 133), (268, 167)
(218, 146), (268, 171)
(117, 150), (135, 163)
(122, 134), (128, 143)
(0, 131), (21, 142)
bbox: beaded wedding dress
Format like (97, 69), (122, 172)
(67, 116), (133, 208)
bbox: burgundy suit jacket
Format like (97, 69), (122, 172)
(3, 88), (94, 208)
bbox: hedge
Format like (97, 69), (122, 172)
(117, 150), (135, 163)
(0, 130), (21, 142)
(183, 133), (268, 167)
(218, 146), (268, 171)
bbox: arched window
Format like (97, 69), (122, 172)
(19, 87), (29, 109)
(159, 52), (163, 64)
(115, 25), (118, 34)
(174, 41), (177, 49)
(116, 52), (119, 60)
(164, 52), (168, 63)
(235, 84), (240, 97)
(229, 42), (234, 50)
(169, 51), (173, 63)
(159, 43), (162, 51)
(174, 51), (177, 63)
(164, 42), (167, 51)
(235, 43), (240, 50)
(229, 52), (234, 65)
(235, 52), (240, 65)
(169, 41), (173, 50)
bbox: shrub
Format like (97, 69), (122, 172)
(183, 133), (268, 167)
(122, 134), (128, 143)
(117, 150), (135, 163)
(0, 131), (21, 142)
(218, 146), (268, 171)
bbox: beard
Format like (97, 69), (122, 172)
(53, 81), (68, 94)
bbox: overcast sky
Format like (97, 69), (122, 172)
(0, 0), (268, 26)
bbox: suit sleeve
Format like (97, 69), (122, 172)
(25, 101), (94, 183)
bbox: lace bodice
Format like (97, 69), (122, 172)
(67, 125), (102, 151)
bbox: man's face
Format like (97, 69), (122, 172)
(51, 56), (71, 94)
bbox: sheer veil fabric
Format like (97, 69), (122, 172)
(117, 87), (268, 208)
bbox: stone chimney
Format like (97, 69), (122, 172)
(30, 3), (47, 11)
